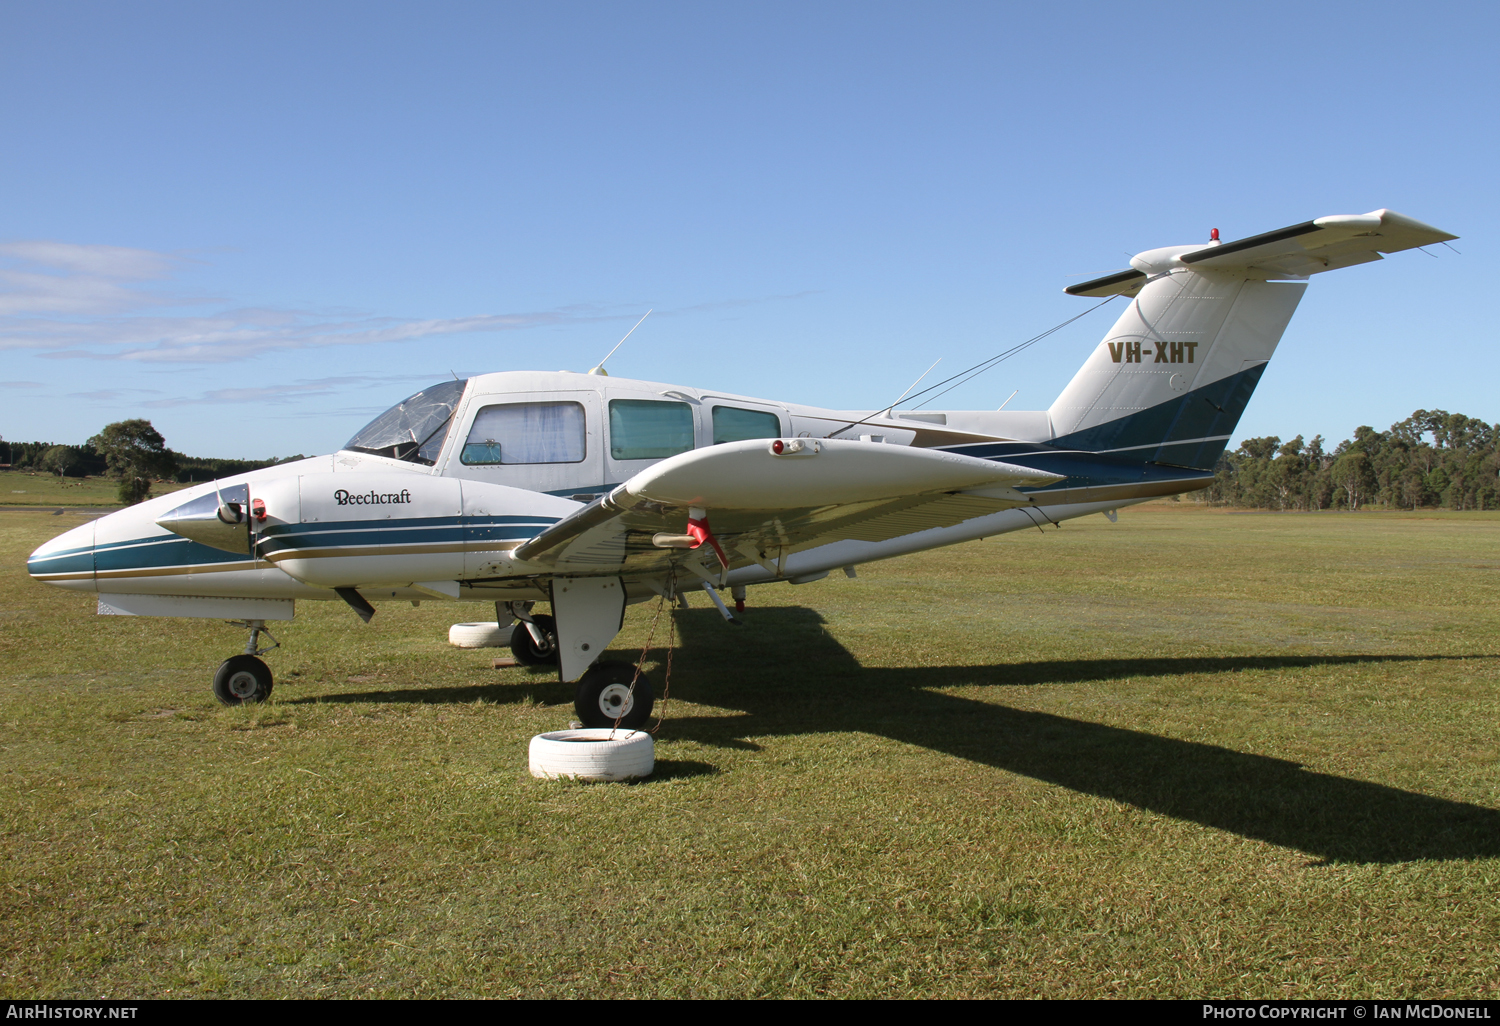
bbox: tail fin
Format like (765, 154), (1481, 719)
(1046, 209), (1455, 470)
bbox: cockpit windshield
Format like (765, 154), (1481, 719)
(344, 379), (468, 464)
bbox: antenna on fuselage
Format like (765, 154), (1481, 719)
(589, 309), (652, 376)
(826, 358), (942, 439)
(884, 358), (942, 415)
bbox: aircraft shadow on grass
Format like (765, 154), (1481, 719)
(303, 606), (1500, 865)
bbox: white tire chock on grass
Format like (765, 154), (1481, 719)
(529, 728), (655, 782)
(448, 622), (508, 648)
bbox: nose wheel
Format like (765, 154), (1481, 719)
(509, 613), (559, 666)
(214, 619), (279, 705)
(213, 654), (274, 705)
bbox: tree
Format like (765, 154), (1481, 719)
(1330, 449), (1375, 510)
(39, 445), (81, 478)
(87, 420), (178, 505)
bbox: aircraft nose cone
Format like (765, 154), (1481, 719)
(27, 519), (97, 590)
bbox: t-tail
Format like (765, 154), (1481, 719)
(1046, 209), (1456, 470)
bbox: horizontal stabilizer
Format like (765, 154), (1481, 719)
(1067, 210), (1456, 296)
(1065, 268), (1149, 299)
(1178, 209), (1456, 277)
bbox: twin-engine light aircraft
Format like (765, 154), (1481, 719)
(28, 210), (1456, 728)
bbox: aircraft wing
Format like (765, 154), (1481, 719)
(512, 438), (1063, 577)
(1066, 209), (1457, 297)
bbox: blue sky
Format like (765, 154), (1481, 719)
(2, 2), (1494, 459)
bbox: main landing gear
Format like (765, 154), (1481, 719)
(213, 619), (278, 705)
(573, 661), (654, 730)
(502, 599), (653, 729)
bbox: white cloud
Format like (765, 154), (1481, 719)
(0, 241), (186, 318)
(0, 241), (173, 280)
(0, 238), (618, 363)
(140, 374), (424, 407)
(66, 388), (164, 401)
(0, 238), (812, 365)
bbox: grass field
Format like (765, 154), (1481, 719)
(0, 469), (188, 508)
(2, 503), (1498, 998)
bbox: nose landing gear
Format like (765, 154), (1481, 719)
(504, 601), (559, 667)
(213, 619), (279, 705)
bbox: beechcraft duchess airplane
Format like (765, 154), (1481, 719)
(28, 209), (1456, 727)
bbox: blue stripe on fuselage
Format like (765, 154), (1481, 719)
(936, 365), (1267, 483)
(95, 535), (251, 573)
(1047, 364), (1264, 470)
(256, 515), (559, 556)
(938, 442), (1213, 495)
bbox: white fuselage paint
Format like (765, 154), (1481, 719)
(27, 372), (1167, 616)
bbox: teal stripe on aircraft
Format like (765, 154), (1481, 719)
(1047, 364), (1266, 470)
(264, 514), (555, 537)
(26, 549), (94, 576)
(94, 535), (252, 573)
(257, 515), (557, 556)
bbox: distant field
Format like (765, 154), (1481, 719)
(1, 503), (1498, 998)
(0, 469), (188, 507)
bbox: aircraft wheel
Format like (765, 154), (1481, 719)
(574, 661), (653, 730)
(213, 655), (274, 706)
(510, 614), (559, 666)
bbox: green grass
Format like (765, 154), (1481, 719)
(0, 469), (189, 508)
(2, 504), (1498, 998)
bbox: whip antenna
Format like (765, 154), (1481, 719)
(590, 309), (652, 376)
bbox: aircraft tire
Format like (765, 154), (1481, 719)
(448, 622), (508, 648)
(574, 661), (654, 730)
(509, 614), (559, 666)
(528, 727), (654, 782)
(213, 655), (274, 706)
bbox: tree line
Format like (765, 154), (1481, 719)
(1, 420), (300, 504)
(1203, 410), (1500, 511)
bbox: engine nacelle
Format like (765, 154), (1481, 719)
(244, 472), (575, 589)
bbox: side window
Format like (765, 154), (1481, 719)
(460, 402), (586, 465)
(609, 399), (694, 460)
(712, 405), (782, 444)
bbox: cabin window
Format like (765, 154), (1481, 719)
(712, 405), (782, 444)
(460, 401), (586, 465)
(608, 399), (694, 460)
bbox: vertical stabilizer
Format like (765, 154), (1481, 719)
(1046, 209), (1455, 470)
(1047, 270), (1305, 469)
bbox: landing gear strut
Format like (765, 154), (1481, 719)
(214, 619), (278, 705)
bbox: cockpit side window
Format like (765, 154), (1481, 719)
(712, 405), (782, 444)
(345, 379), (468, 465)
(460, 401), (586, 465)
(608, 399), (694, 460)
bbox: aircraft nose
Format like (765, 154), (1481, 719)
(27, 518), (97, 590)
